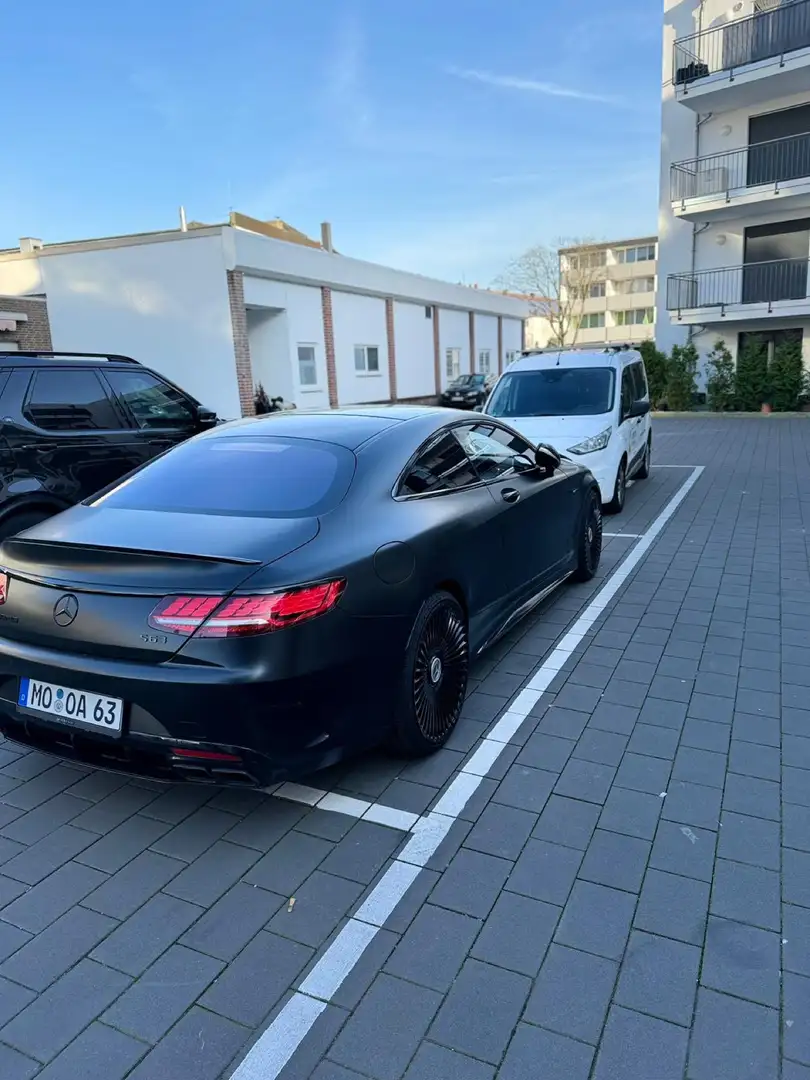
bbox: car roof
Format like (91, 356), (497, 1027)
(508, 348), (642, 373)
(0, 351), (139, 367)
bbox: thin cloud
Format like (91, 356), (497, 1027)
(447, 67), (625, 106)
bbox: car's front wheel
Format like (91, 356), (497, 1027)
(390, 591), (469, 756)
(572, 488), (603, 582)
(605, 459), (627, 515)
(636, 436), (652, 480)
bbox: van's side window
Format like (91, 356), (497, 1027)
(630, 362), (648, 401)
(620, 368), (635, 421)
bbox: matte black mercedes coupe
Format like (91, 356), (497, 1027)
(0, 407), (602, 786)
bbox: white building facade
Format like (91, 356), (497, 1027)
(658, 0), (810, 379)
(0, 218), (527, 418)
(560, 238), (658, 346)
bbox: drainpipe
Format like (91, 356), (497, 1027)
(687, 1), (710, 344)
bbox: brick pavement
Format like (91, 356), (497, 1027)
(0, 416), (807, 1078)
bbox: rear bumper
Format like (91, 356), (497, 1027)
(0, 619), (410, 786)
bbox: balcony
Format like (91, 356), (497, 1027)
(673, 0), (810, 111)
(671, 131), (810, 221)
(666, 257), (810, 323)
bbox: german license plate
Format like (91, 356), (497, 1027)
(452, 395), (463, 401)
(18, 678), (123, 735)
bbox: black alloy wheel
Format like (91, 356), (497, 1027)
(606, 459), (626, 515)
(390, 591), (469, 755)
(573, 489), (603, 582)
(637, 436), (651, 480)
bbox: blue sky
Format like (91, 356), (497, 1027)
(3, 0), (662, 284)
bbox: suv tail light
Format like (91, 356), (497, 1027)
(148, 580), (345, 638)
(0, 572), (8, 605)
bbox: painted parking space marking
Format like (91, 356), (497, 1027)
(227, 464), (705, 1080)
(603, 532), (643, 538)
(268, 781), (421, 832)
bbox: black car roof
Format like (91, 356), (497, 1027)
(213, 407), (456, 451)
(0, 351), (140, 367)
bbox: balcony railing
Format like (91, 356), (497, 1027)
(673, 0), (810, 86)
(671, 131), (810, 201)
(667, 258), (810, 310)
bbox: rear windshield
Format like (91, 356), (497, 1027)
(92, 435), (355, 518)
(486, 367), (615, 418)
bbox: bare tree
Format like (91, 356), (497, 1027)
(493, 238), (606, 347)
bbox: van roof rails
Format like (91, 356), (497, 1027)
(520, 343), (636, 356)
(4, 351), (140, 364)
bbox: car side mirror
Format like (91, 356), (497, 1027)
(628, 399), (651, 418)
(196, 406), (218, 427)
(535, 443), (561, 475)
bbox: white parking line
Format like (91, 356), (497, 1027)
(227, 464), (705, 1080)
(603, 533), (643, 538)
(269, 782), (420, 832)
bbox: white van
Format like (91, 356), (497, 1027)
(482, 345), (652, 513)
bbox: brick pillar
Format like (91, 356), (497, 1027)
(469, 312), (476, 374)
(11, 298), (53, 350)
(226, 270), (255, 416)
(322, 287), (338, 408)
(385, 298), (397, 402)
(433, 306), (441, 397)
(497, 316), (503, 375)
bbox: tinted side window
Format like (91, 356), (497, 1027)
(456, 423), (525, 482)
(398, 432), (478, 496)
(106, 370), (195, 430)
(25, 370), (123, 431)
(630, 362), (648, 400)
(620, 368), (635, 420)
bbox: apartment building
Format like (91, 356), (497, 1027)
(559, 238), (658, 346)
(657, 0), (810, 380)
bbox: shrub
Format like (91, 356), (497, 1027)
(254, 382), (272, 415)
(734, 335), (769, 411)
(666, 342), (699, 411)
(768, 336), (804, 411)
(637, 340), (669, 408)
(705, 339), (735, 411)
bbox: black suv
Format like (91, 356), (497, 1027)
(0, 352), (219, 540)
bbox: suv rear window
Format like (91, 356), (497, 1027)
(93, 435), (356, 518)
(487, 367), (615, 418)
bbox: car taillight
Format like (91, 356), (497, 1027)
(0, 572), (8, 605)
(148, 579), (345, 638)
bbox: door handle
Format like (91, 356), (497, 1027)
(501, 488), (520, 503)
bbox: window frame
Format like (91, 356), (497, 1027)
(579, 313), (606, 330)
(619, 366), (637, 422)
(445, 347), (462, 380)
(296, 344), (319, 389)
(23, 367), (130, 433)
(102, 368), (197, 431)
(630, 361), (649, 401)
(477, 349), (492, 374)
(354, 345), (381, 375)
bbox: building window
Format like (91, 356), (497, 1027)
(616, 276), (656, 295)
(616, 244), (656, 265)
(505, 350), (518, 366)
(588, 282), (606, 298)
(478, 349), (491, 373)
(568, 250), (607, 270)
(297, 345), (318, 387)
(354, 345), (380, 374)
(446, 347), (461, 379)
(615, 308), (654, 326)
(578, 313), (606, 329)
(425, 306), (433, 319)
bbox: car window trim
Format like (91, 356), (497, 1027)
(100, 368), (197, 433)
(22, 366), (132, 434)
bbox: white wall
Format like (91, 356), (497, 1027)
(393, 301), (435, 399)
(474, 313), (498, 375)
(0, 235), (240, 417)
(438, 308), (470, 389)
(502, 318), (523, 361)
(525, 315), (553, 350)
(331, 291), (390, 405)
(247, 309), (292, 402)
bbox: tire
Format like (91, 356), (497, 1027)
(389, 591), (469, 756)
(605, 459), (627, 515)
(572, 488), (603, 582)
(636, 436), (652, 480)
(0, 509), (51, 543)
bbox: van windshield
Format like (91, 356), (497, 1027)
(486, 367), (615, 418)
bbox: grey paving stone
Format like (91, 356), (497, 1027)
(785, 848), (810, 909)
(428, 958), (530, 1066)
(785, 804), (810, 853)
(650, 674), (694, 703)
(75, 814), (173, 874)
(658, 655), (699, 680)
(471, 890), (559, 977)
(103, 943), (224, 1043)
(672, 745), (728, 790)
(0, 793), (93, 845)
(331, 927), (398, 1012)
(680, 718), (730, 754)
(554, 880), (635, 960)
(312, 1063), (369, 1080)
(573, 728), (628, 768)
(783, 707), (810, 737)
(785, 1062), (810, 1080)
(461, 692), (508, 723)
(554, 758), (616, 805)
(62, 770), (130, 804)
(82, 850), (185, 919)
(523, 942), (617, 1043)
(728, 739), (780, 781)
(568, 661), (613, 690)
(90, 893), (203, 977)
(784, 734), (810, 771)
(31, 1022), (146, 1080)
(717, 810), (780, 871)
(0, 824), (98, 885)
(615, 929), (700, 1026)
(626, 723), (680, 760)
(401, 748), (464, 788)
(688, 987), (779, 1080)
(0, 919), (30, 963)
(148, 807), (237, 863)
(593, 1005), (688, 1080)
(317, 821), (403, 886)
(506, 837), (583, 905)
(535, 706), (589, 741)
(614, 752), (671, 795)
(701, 916), (780, 1007)
(137, 785), (214, 825)
(614, 658), (656, 685)
(201, 930), (312, 1026)
(785, 904), (810, 977)
(735, 688), (780, 719)
(588, 700), (639, 735)
(649, 820), (717, 883)
(577, 829), (650, 893)
(295, 807), (359, 843)
(463, 802), (536, 862)
(580, 645), (623, 669)
(385, 903), (480, 991)
(0, 976), (35, 1028)
(492, 764), (556, 813)
(516, 731), (575, 773)
(638, 700), (689, 737)
(70, 784), (159, 834)
(0, 860), (107, 933)
(221, 799), (307, 851)
(688, 693), (734, 724)
(599, 786), (662, 840)
(553, 683), (603, 714)
(532, 795), (600, 851)
(269, 871), (363, 948)
(661, 779), (722, 830)
(0, 764), (88, 811)
(699, 652), (740, 676)
(785, 765), (810, 808)
(0, 1043), (38, 1080)
(162, 840), (260, 907)
(429, 848), (511, 919)
(124, 1006), (248, 1080)
(0, 905), (118, 991)
(785, 972), (810, 1067)
(245, 832), (333, 895)
(331, 973), (441, 1080)
(498, 1022), (594, 1080)
(0, 958), (131, 1063)
(634, 868), (710, 947)
(181, 881), (285, 961)
(722, 772), (781, 821)
(401, 1042), (494, 1080)
(600, 678), (649, 709)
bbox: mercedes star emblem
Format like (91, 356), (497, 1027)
(53, 595), (79, 627)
